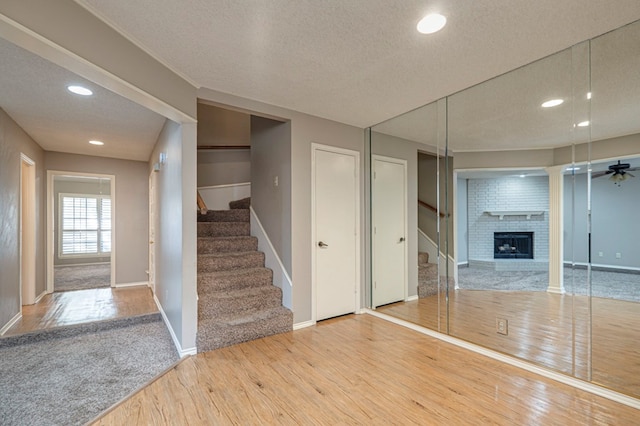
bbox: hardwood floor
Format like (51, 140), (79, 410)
(93, 314), (639, 425)
(377, 290), (640, 398)
(2, 286), (158, 336)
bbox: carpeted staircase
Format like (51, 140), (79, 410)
(418, 252), (439, 298)
(196, 197), (292, 352)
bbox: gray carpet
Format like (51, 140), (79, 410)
(54, 264), (111, 292)
(0, 318), (179, 426)
(197, 202), (292, 352)
(458, 266), (640, 302)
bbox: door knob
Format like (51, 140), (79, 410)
(399, 237), (405, 243)
(318, 241), (329, 248)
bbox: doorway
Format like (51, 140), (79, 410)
(47, 171), (115, 293)
(20, 154), (36, 306)
(372, 155), (408, 307)
(312, 144), (360, 321)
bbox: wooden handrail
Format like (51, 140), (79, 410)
(197, 191), (208, 215)
(197, 145), (250, 150)
(418, 199), (448, 218)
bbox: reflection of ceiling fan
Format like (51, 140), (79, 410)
(592, 160), (637, 185)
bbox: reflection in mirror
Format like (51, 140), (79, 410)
(449, 41), (587, 377)
(370, 101), (449, 332)
(368, 19), (640, 400)
(588, 19), (640, 397)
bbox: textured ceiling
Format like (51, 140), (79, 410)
(3, 1), (640, 161)
(0, 38), (165, 161)
(80, 0), (640, 129)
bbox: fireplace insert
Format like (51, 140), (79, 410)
(494, 232), (533, 259)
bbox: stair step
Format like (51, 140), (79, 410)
(198, 209), (249, 223)
(198, 222), (250, 237)
(196, 306), (292, 352)
(197, 236), (258, 254)
(198, 251), (264, 273)
(418, 252), (430, 265)
(229, 197), (251, 210)
(198, 285), (283, 321)
(419, 263), (438, 281)
(198, 267), (273, 293)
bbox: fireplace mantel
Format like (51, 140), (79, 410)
(485, 210), (545, 220)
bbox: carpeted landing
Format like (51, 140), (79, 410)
(54, 263), (111, 292)
(457, 266), (640, 302)
(0, 315), (179, 426)
(196, 198), (292, 352)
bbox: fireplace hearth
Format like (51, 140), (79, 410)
(494, 232), (533, 259)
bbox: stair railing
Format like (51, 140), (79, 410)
(197, 190), (208, 215)
(418, 199), (448, 218)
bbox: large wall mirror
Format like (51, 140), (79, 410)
(367, 19), (640, 399)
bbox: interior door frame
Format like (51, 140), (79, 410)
(20, 153), (37, 306)
(371, 154), (408, 307)
(311, 143), (361, 323)
(46, 170), (116, 293)
(148, 169), (157, 294)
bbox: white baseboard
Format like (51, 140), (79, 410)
(564, 261), (640, 272)
(114, 281), (149, 288)
(293, 320), (315, 330)
(34, 291), (47, 304)
(0, 312), (22, 336)
(363, 309), (640, 411)
(405, 295), (419, 302)
(153, 294), (197, 357)
(250, 207), (293, 310)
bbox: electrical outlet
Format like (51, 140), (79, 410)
(616, 252), (622, 259)
(496, 318), (508, 335)
(598, 251), (604, 257)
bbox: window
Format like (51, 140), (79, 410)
(60, 194), (111, 256)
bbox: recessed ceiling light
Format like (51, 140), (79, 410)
(68, 85), (93, 96)
(89, 140), (104, 146)
(519, 174), (526, 178)
(587, 92), (592, 100)
(577, 121), (590, 127)
(417, 14), (447, 34)
(566, 167), (580, 171)
(541, 99), (564, 108)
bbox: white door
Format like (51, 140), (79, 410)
(313, 146), (359, 321)
(372, 156), (407, 307)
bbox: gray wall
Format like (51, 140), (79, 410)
(197, 150), (250, 187)
(198, 90), (365, 325)
(0, 108), (45, 329)
(45, 152), (148, 284)
(53, 178), (111, 266)
(197, 103), (251, 187)
(371, 132), (418, 298)
(250, 116), (292, 275)
(564, 171), (640, 268)
(150, 119), (198, 351)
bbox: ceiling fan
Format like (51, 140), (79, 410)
(592, 160), (638, 185)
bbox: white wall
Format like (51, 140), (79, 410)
(45, 152), (148, 283)
(467, 176), (549, 261)
(198, 90), (364, 324)
(0, 109), (46, 330)
(150, 119), (197, 354)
